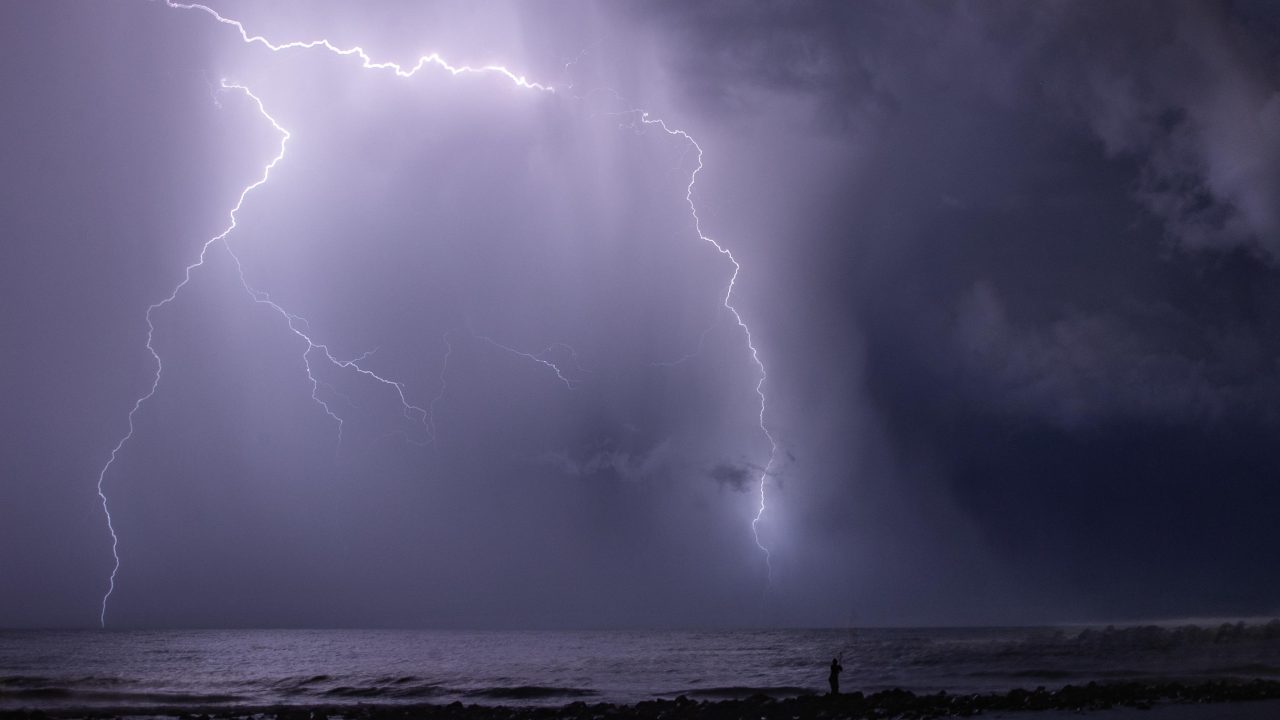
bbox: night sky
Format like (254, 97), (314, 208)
(3, 0), (1280, 629)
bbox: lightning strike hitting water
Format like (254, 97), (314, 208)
(95, 81), (289, 627)
(95, 79), (433, 626)
(96, 0), (780, 625)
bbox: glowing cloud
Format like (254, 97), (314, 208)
(93, 0), (779, 626)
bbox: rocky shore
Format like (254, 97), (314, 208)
(6, 679), (1280, 720)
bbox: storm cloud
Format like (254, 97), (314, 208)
(3, 0), (1280, 629)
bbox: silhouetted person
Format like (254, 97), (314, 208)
(828, 656), (843, 695)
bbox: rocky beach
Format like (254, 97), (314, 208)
(7, 679), (1280, 720)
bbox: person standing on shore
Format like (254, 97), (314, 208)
(828, 656), (843, 695)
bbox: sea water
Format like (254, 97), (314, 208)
(3, 624), (1280, 709)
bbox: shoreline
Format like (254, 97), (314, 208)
(6, 679), (1280, 720)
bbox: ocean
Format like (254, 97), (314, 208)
(3, 624), (1280, 709)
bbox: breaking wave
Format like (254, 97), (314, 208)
(0, 688), (244, 704)
(669, 686), (813, 699)
(463, 686), (598, 700)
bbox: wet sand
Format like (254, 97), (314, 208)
(6, 679), (1280, 720)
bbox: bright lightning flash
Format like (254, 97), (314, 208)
(634, 113), (778, 579)
(95, 0), (779, 627)
(95, 79), (438, 627)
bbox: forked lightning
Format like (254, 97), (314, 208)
(94, 0), (779, 626)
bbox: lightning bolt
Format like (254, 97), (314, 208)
(96, 0), (779, 625)
(95, 80), (290, 628)
(229, 246), (434, 448)
(163, 1), (553, 92)
(631, 112), (778, 581)
(95, 79), (435, 626)
(601, 101), (779, 579)
(427, 332), (454, 444)
(649, 320), (718, 368)
(472, 334), (590, 390)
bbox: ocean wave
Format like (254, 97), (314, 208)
(463, 686), (598, 700)
(323, 684), (445, 699)
(0, 688), (245, 704)
(965, 668), (1151, 680)
(7, 624), (1280, 709)
(0, 676), (133, 689)
(0, 688), (74, 699)
(670, 686), (813, 699)
(271, 674), (333, 688)
(1060, 620), (1280, 649)
(0, 677), (52, 688)
(1206, 663), (1280, 676)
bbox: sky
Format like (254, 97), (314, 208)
(2, 0), (1280, 629)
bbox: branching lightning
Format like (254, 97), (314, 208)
(228, 243), (433, 448)
(96, 80), (291, 627)
(649, 320), (718, 369)
(164, 1), (554, 92)
(95, 79), (433, 626)
(473, 334), (590, 390)
(96, 0), (779, 626)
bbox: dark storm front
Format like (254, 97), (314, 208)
(4, 625), (1280, 708)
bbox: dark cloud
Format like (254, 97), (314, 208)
(636, 0), (1280, 622)
(651, 1), (1280, 253)
(1028, 2), (1280, 255)
(538, 439), (674, 483)
(953, 278), (1280, 426)
(707, 462), (753, 492)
